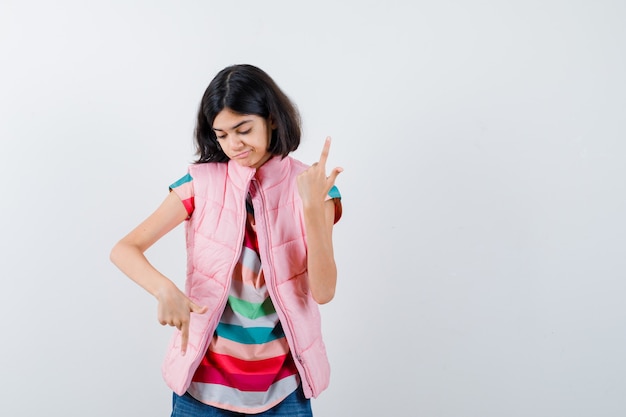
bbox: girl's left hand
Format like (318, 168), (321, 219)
(297, 137), (343, 207)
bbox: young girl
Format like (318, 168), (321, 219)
(110, 64), (343, 417)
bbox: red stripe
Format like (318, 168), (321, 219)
(333, 198), (342, 223)
(182, 197), (194, 217)
(192, 353), (298, 391)
(206, 351), (289, 374)
(192, 366), (297, 391)
(243, 214), (259, 252)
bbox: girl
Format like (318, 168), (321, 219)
(110, 64), (343, 417)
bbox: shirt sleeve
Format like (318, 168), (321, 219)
(327, 185), (342, 224)
(169, 173), (195, 219)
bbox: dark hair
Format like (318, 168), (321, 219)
(194, 64), (301, 163)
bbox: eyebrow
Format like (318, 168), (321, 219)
(212, 119), (253, 132)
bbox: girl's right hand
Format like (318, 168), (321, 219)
(156, 284), (208, 356)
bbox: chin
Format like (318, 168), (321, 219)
(235, 159), (256, 168)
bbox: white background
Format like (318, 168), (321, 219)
(1, 1), (625, 416)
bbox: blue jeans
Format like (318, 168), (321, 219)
(170, 387), (313, 417)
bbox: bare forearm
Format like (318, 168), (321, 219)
(110, 241), (177, 300)
(110, 192), (188, 300)
(303, 202), (337, 304)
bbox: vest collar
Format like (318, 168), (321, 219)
(227, 155), (291, 189)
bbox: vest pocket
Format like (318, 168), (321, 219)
(270, 238), (308, 286)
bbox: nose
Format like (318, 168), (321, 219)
(229, 136), (245, 150)
(219, 134), (244, 150)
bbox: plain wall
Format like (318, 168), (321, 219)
(1, 1), (625, 416)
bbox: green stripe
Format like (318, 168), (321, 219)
(228, 296), (275, 320)
(216, 323), (285, 344)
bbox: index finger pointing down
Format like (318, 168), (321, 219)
(180, 323), (189, 356)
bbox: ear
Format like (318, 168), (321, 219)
(269, 116), (277, 129)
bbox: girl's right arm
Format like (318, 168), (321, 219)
(109, 191), (207, 355)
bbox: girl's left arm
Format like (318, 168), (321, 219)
(301, 200), (340, 304)
(297, 137), (343, 304)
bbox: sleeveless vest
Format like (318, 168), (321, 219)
(161, 156), (331, 399)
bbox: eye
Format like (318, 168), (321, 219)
(239, 129), (251, 135)
(216, 134), (226, 140)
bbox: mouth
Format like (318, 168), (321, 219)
(233, 150), (251, 159)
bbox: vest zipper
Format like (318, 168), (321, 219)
(250, 178), (313, 393)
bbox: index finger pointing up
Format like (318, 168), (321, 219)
(318, 136), (332, 167)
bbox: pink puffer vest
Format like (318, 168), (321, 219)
(161, 155), (331, 399)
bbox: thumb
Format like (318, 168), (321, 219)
(327, 167), (343, 186)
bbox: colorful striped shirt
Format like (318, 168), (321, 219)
(170, 171), (340, 413)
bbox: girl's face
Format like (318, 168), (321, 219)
(212, 108), (274, 169)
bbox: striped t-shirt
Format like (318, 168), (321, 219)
(169, 172), (340, 414)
